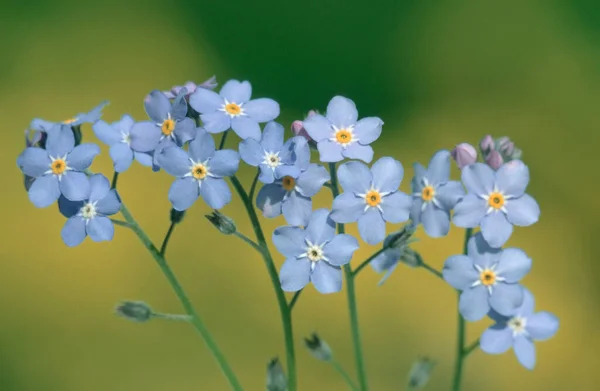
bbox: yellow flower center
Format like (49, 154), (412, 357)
(488, 192), (505, 209)
(479, 269), (496, 286)
(335, 129), (353, 144)
(51, 159), (67, 175)
(161, 119), (176, 136)
(225, 103), (241, 116)
(63, 117), (78, 125)
(365, 190), (382, 207)
(282, 176), (296, 191)
(421, 185), (435, 202)
(191, 163), (207, 180)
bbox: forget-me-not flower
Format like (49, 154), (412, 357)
(239, 121), (306, 184)
(273, 209), (359, 294)
(331, 157), (412, 245)
(163, 76), (218, 99)
(480, 288), (559, 370)
(30, 100), (109, 131)
(453, 161), (540, 248)
(189, 79), (280, 140)
(129, 89), (196, 153)
(410, 150), (465, 238)
(93, 115), (153, 173)
(443, 232), (532, 321)
(156, 128), (240, 211)
(59, 174), (121, 247)
(17, 125), (99, 207)
(302, 96), (383, 163)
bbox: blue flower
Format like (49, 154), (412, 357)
(302, 96), (383, 163)
(480, 288), (559, 370)
(453, 161), (540, 248)
(163, 76), (218, 99)
(156, 128), (240, 211)
(30, 100), (109, 131)
(239, 121), (308, 184)
(189, 79), (280, 140)
(17, 125), (99, 208)
(273, 209), (359, 294)
(330, 157), (412, 245)
(58, 174), (121, 247)
(93, 115), (153, 173)
(442, 232), (532, 321)
(129, 89), (196, 153)
(410, 150), (465, 237)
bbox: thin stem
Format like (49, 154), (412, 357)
(229, 175), (297, 391)
(420, 261), (443, 280)
(152, 312), (193, 322)
(110, 218), (131, 228)
(248, 170), (260, 201)
(233, 231), (263, 255)
(160, 222), (176, 257)
(289, 290), (303, 310)
(328, 163), (369, 391)
(463, 339), (480, 357)
(451, 227), (473, 391)
(119, 204), (243, 391)
(331, 360), (360, 391)
(352, 248), (387, 277)
(111, 172), (119, 189)
(219, 130), (229, 150)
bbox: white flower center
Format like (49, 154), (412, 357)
(299, 240), (329, 268)
(219, 99), (245, 118)
(121, 132), (131, 145)
(263, 151), (281, 169)
(508, 316), (528, 337)
(413, 177), (441, 211)
(330, 125), (357, 149)
(471, 263), (506, 295)
(79, 201), (98, 221)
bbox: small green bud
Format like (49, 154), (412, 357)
(170, 208), (186, 224)
(205, 210), (236, 235)
(266, 357), (287, 391)
(115, 301), (153, 323)
(400, 248), (423, 268)
(384, 224), (416, 250)
(304, 333), (333, 362)
(407, 357), (436, 390)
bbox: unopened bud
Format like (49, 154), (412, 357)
(205, 210), (236, 235)
(304, 333), (333, 362)
(400, 248), (423, 268)
(485, 150), (504, 170)
(407, 357), (436, 390)
(450, 143), (477, 169)
(494, 136), (522, 161)
(170, 208), (186, 224)
(115, 301), (153, 323)
(384, 224), (417, 250)
(479, 135), (494, 153)
(266, 358), (287, 391)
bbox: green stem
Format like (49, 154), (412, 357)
(110, 218), (131, 228)
(248, 170), (260, 201)
(331, 359), (360, 391)
(233, 231), (263, 255)
(219, 130), (229, 150)
(152, 312), (193, 322)
(328, 163), (369, 391)
(160, 221), (176, 257)
(289, 290), (303, 310)
(229, 175), (297, 391)
(451, 227), (473, 391)
(119, 204), (244, 391)
(352, 248), (387, 277)
(463, 339), (480, 357)
(420, 261), (444, 280)
(111, 172), (119, 189)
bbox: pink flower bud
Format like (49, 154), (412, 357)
(291, 120), (311, 141)
(451, 143), (477, 169)
(480, 135), (494, 152)
(485, 150), (504, 170)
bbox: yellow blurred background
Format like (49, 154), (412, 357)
(1, 1), (597, 390)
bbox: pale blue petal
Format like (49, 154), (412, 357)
(326, 96), (358, 128)
(256, 184), (286, 218)
(291, 137), (310, 170)
(426, 150), (451, 184)
(86, 216), (114, 242)
(353, 117), (383, 145)
(505, 195), (540, 227)
(220, 80), (252, 103)
(29, 175), (60, 207)
(134, 151), (153, 167)
(279, 258), (311, 292)
(411, 163), (427, 192)
(443, 255), (478, 290)
(232, 116), (261, 140)
(489, 283), (524, 316)
(421, 204), (450, 237)
(188, 128), (216, 162)
(495, 160), (529, 198)
(109, 143), (134, 173)
(156, 146), (190, 177)
(209, 150), (240, 177)
(514, 336), (536, 370)
(189, 88), (223, 113)
(30, 118), (56, 132)
(311, 262), (343, 294)
(261, 121), (284, 152)
(480, 324), (513, 354)
(273, 226), (306, 258)
(239, 138), (263, 166)
(452, 194), (486, 227)
(129, 121), (162, 152)
(342, 143), (374, 163)
(461, 163), (495, 195)
(92, 120), (121, 145)
(282, 191), (312, 226)
(467, 232), (502, 269)
(144, 90), (170, 122)
(116, 115), (134, 135)
(317, 140), (344, 162)
(410, 198), (423, 225)
(274, 165), (301, 180)
(296, 164), (330, 197)
(526, 312), (559, 341)
(58, 196), (83, 218)
(88, 174), (110, 202)
(371, 157), (403, 193)
(95, 190), (121, 216)
(244, 99), (280, 122)
(171, 89), (188, 120)
(67, 143), (100, 170)
(331, 193), (364, 223)
(459, 285), (490, 321)
(46, 125), (75, 157)
(380, 191), (412, 223)
(303, 114), (332, 142)
(61, 216), (87, 247)
(200, 111), (231, 134)
(358, 208), (386, 245)
(323, 234), (358, 266)
(436, 181), (465, 210)
(173, 118), (196, 145)
(199, 177), (231, 209)
(481, 212), (513, 248)
(305, 208), (336, 244)
(59, 172), (90, 201)
(169, 177), (199, 211)
(496, 248), (531, 283)
(18, 147), (50, 177)
(338, 161), (372, 193)
(516, 288), (536, 316)
(371, 249), (402, 273)
(259, 165), (276, 184)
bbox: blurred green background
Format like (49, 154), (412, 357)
(1, 0), (598, 390)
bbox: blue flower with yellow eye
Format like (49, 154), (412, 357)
(30, 100), (108, 131)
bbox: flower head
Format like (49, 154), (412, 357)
(58, 174), (121, 247)
(410, 150), (465, 237)
(163, 76), (218, 99)
(480, 288), (559, 370)
(156, 128), (240, 211)
(453, 161), (540, 248)
(129, 89), (196, 153)
(302, 96), (383, 163)
(443, 233), (532, 321)
(451, 143), (478, 169)
(93, 115), (153, 173)
(330, 157), (412, 245)
(189, 79), (280, 140)
(239, 121), (309, 184)
(480, 135), (523, 170)
(17, 125), (100, 207)
(273, 209), (359, 294)
(30, 100), (109, 131)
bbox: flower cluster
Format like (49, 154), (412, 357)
(16, 75), (558, 377)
